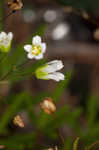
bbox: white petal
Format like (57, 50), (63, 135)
(40, 43), (46, 53)
(35, 54), (43, 60)
(48, 60), (64, 71)
(0, 32), (6, 37)
(54, 72), (65, 80)
(8, 32), (13, 40)
(44, 72), (65, 81)
(47, 60), (64, 69)
(0, 32), (6, 41)
(47, 60), (59, 65)
(32, 35), (41, 45)
(27, 53), (34, 59)
(43, 60), (64, 73)
(43, 64), (57, 73)
(24, 45), (32, 52)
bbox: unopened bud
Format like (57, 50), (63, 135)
(40, 97), (56, 115)
(45, 149), (53, 150)
(8, 0), (23, 12)
(45, 146), (58, 150)
(64, 6), (72, 13)
(82, 11), (89, 20)
(13, 115), (24, 128)
(94, 28), (99, 40)
(0, 145), (5, 149)
(55, 146), (58, 150)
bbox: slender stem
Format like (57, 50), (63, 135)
(73, 137), (80, 150)
(64, 7), (99, 27)
(57, 127), (65, 144)
(0, 59), (29, 81)
(0, 53), (9, 63)
(53, 114), (64, 145)
(16, 59), (29, 68)
(85, 140), (99, 150)
(0, 69), (13, 81)
(0, 11), (14, 23)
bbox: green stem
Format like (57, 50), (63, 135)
(85, 140), (99, 150)
(53, 114), (64, 145)
(73, 137), (80, 150)
(16, 59), (29, 68)
(0, 69), (13, 81)
(0, 60), (29, 81)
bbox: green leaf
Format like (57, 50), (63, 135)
(86, 96), (98, 128)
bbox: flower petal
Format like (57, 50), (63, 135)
(40, 43), (46, 53)
(27, 53), (34, 59)
(47, 60), (64, 68)
(24, 45), (32, 52)
(35, 54), (43, 60)
(48, 60), (64, 71)
(32, 35), (41, 45)
(42, 64), (56, 73)
(8, 32), (13, 41)
(0, 32), (6, 41)
(44, 72), (65, 81)
(43, 60), (64, 74)
(54, 72), (65, 80)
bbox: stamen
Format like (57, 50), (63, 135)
(32, 45), (42, 55)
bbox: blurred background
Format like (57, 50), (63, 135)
(0, 0), (99, 149)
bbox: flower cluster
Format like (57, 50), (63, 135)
(0, 31), (65, 82)
(0, 32), (13, 52)
(24, 35), (65, 81)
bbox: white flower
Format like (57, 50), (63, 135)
(35, 60), (65, 81)
(24, 35), (46, 60)
(0, 32), (13, 52)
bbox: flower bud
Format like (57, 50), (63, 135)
(0, 32), (13, 52)
(45, 146), (58, 150)
(0, 145), (5, 149)
(13, 115), (24, 128)
(8, 0), (23, 12)
(35, 60), (64, 81)
(40, 97), (56, 114)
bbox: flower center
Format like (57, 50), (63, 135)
(32, 45), (42, 55)
(0, 37), (9, 46)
